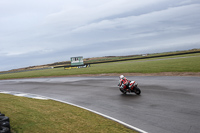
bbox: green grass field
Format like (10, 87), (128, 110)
(84, 49), (200, 64)
(0, 53), (200, 80)
(0, 94), (137, 133)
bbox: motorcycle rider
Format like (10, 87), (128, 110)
(119, 75), (131, 92)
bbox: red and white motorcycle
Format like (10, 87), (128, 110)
(118, 81), (141, 95)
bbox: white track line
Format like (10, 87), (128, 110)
(0, 91), (10, 94)
(52, 98), (148, 133)
(0, 90), (48, 100)
(0, 90), (148, 133)
(14, 93), (27, 96)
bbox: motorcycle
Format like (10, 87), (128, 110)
(118, 81), (141, 95)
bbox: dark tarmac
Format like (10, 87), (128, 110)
(1, 76), (200, 133)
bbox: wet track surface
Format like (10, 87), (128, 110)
(1, 76), (200, 133)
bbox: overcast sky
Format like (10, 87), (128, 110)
(0, 0), (200, 71)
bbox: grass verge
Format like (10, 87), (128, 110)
(0, 53), (200, 79)
(0, 94), (137, 133)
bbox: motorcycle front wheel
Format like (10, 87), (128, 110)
(119, 88), (127, 94)
(134, 87), (141, 95)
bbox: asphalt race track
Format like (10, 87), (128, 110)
(0, 76), (200, 133)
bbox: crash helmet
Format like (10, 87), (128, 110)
(119, 75), (124, 79)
